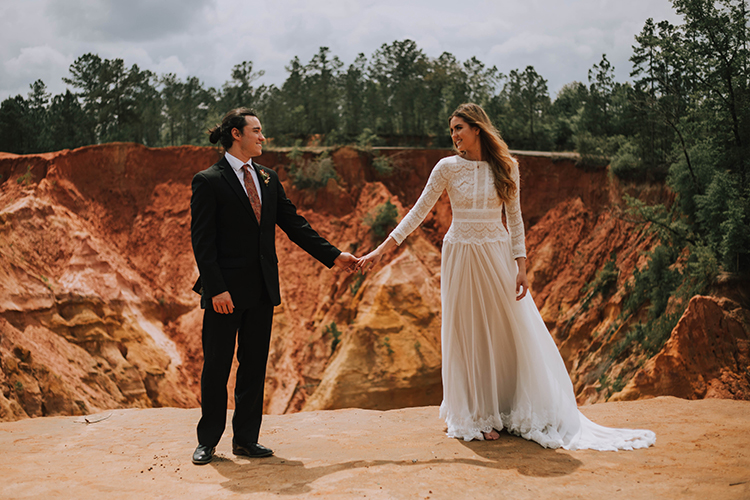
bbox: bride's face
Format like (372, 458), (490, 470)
(450, 116), (481, 159)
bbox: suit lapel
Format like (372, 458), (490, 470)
(219, 157), (257, 222)
(253, 161), (271, 224)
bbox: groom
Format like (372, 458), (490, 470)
(190, 107), (357, 465)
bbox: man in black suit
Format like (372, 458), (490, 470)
(190, 108), (357, 465)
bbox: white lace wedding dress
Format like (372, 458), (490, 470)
(389, 155), (655, 450)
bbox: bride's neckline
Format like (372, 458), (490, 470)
(455, 154), (486, 166)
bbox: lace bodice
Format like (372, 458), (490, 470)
(389, 155), (526, 258)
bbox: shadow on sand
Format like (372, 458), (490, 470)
(210, 431), (582, 495)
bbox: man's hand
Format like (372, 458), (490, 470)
(212, 291), (235, 314)
(334, 252), (359, 273)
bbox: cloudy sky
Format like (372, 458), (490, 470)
(0, 0), (682, 102)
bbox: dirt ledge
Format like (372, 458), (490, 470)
(1, 396), (748, 499)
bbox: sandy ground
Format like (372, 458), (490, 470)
(0, 396), (748, 500)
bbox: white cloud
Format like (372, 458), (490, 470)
(150, 55), (188, 78)
(0, 0), (685, 101)
(2, 45), (72, 97)
(46, 0), (215, 42)
(490, 33), (570, 56)
(5, 46), (69, 74)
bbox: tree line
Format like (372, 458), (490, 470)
(0, 42), (642, 156)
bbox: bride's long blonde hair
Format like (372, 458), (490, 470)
(449, 103), (517, 202)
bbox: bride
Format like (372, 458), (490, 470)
(357, 103), (655, 450)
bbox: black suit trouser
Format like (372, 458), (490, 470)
(196, 296), (274, 447)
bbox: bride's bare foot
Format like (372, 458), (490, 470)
(482, 429), (500, 440)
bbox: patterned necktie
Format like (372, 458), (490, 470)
(241, 164), (262, 223)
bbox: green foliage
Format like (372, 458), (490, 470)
(611, 375), (626, 394)
(597, 370), (626, 399)
(14, 381), (23, 392)
(161, 74), (213, 146)
(629, 0), (750, 275)
(580, 255), (619, 311)
(0, 40), (567, 153)
(363, 200), (399, 240)
(694, 169), (750, 272)
(548, 82), (587, 151)
(382, 336), (394, 357)
(574, 133), (629, 169)
(289, 150), (339, 190)
(614, 238), (718, 360)
(498, 66), (552, 150)
(323, 322), (342, 353)
(16, 166), (33, 186)
(372, 152), (394, 176)
(610, 140), (644, 180)
(0, 95), (30, 153)
(623, 245), (682, 319)
(63, 53), (162, 145)
(349, 271), (365, 296)
(288, 141), (303, 162)
(356, 128), (379, 148)
(47, 90), (94, 150)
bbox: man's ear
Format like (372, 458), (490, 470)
(231, 127), (242, 140)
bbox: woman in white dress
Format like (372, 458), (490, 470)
(357, 103), (655, 450)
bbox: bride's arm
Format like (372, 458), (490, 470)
(358, 159), (451, 271)
(507, 159), (529, 300)
(506, 159), (526, 260)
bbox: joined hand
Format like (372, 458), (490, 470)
(355, 236), (397, 273)
(355, 249), (383, 273)
(334, 252), (359, 273)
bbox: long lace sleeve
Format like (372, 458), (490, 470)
(506, 159), (526, 259)
(389, 159), (452, 245)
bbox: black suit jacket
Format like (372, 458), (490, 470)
(190, 156), (340, 307)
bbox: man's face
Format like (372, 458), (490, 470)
(232, 116), (265, 159)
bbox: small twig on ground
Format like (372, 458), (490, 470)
(74, 413), (113, 425)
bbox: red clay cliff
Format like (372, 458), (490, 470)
(0, 144), (747, 422)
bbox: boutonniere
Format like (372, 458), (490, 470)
(259, 169), (271, 186)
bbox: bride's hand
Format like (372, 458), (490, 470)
(356, 236), (398, 273)
(356, 248), (384, 273)
(515, 257), (528, 301)
(516, 272), (529, 300)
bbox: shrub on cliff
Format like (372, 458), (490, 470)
(289, 149), (340, 190)
(364, 201), (399, 241)
(610, 141), (645, 181)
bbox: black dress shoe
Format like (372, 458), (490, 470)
(192, 444), (215, 465)
(232, 439), (273, 458)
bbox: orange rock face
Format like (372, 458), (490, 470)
(0, 144), (747, 422)
(612, 296), (750, 401)
(0, 144), (209, 421)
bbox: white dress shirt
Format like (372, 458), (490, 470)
(225, 152), (263, 203)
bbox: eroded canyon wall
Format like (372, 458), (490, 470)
(0, 144), (747, 421)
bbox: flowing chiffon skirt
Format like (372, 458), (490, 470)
(439, 238), (656, 451)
